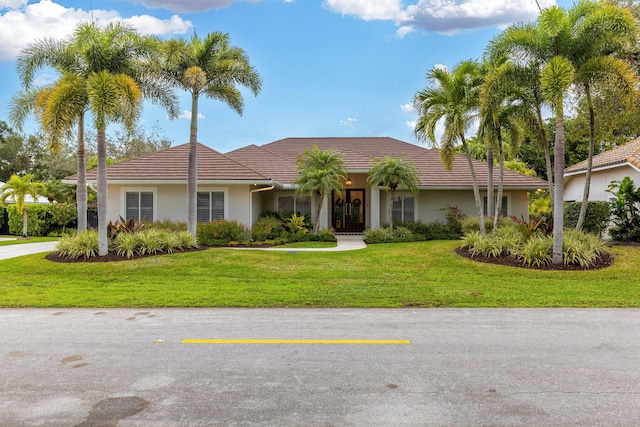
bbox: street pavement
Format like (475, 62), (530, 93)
(0, 241), (58, 260)
(2, 308), (640, 426)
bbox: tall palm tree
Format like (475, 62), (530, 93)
(294, 147), (347, 234)
(0, 174), (43, 238)
(14, 22), (178, 250)
(569, 2), (638, 230)
(367, 157), (419, 231)
(160, 32), (262, 236)
(15, 22), (177, 256)
(413, 60), (487, 235)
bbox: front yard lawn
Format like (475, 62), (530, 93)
(1, 241), (638, 308)
(0, 236), (59, 246)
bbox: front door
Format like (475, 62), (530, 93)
(332, 189), (365, 232)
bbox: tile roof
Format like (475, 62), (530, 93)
(565, 137), (640, 174)
(76, 143), (267, 181)
(67, 137), (547, 189)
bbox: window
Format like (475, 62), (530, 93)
(278, 194), (311, 216)
(392, 195), (414, 222)
(483, 196), (508, 217)
(197, 191), (225, 222)
(125, 191), (154, 222)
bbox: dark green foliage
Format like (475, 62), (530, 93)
(6, 204), (48, 236)
(47, 202), (77, 233)
(197, 219), (249, 246)
(395, 220), (461, 240)
(608, 177), (640, 241)
(251, 217), (285, 241)
(142, 219), (188, 232)
(0, 206), (4, 230)
(564, 201), (610, 235)
(443, 205), (464, 237)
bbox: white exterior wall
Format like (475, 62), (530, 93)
(106, 183), (254, 226)
(564, 165), (640, 202)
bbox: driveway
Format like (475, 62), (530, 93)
(0, 241), (58, 261)
(2, 308), (640, 426)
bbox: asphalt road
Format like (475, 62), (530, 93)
(1, 308), (640, 426)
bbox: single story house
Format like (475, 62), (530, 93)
(65, 137), (546, 231)
(564, 137), (640, 203)
(0, 182), (50, 205)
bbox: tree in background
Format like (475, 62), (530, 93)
(0, 174), (43, 238)
(160, 32), (261, 236)
(367, 157), (419, 231)
(294, 147), (347, 234)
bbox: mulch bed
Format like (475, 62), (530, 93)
(45, 247), (206, 263)
(454, 247), (614, 271)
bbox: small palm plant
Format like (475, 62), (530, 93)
(367, 157), (419, 231)
(0, 174), (43, 238)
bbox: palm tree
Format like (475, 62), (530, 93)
(160, 32), (262, 236)
(294, 147), (347, 234)
(15, 22), (178, 256)
(569, 2), (638, 230)
(0, 174), (43, 238)
(367, 157), (419, 231)
(413, 60), (487, 235)
(14, 22), (178, 251)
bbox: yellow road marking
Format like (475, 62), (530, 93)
(182, 339), (410, 345)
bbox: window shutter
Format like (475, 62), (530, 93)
(197, 192), (210, 222)
(140, 192), (154, 221)
(126, 192), (139, 221)
(211, 192), (224, 220)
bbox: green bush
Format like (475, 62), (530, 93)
(364, 226), (415, 243)
(564, 201), (610, 236)
(47, 202), (77, 233)
(197, 219), (249, 246)
(6, 204), (48, 236)
(460, 216), (513, 235)
(251, 217), (285, 242)
(142, 219), (188, 232)
(519, 236), (553, 267)
(608, 177), (640, 241)
(0, 206), (5, 230)
(562, 229), (604, 268)
(57, 231), (99, 259)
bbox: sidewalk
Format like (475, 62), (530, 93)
(0, 241), (58, 261)
(234, 234), (366, 252)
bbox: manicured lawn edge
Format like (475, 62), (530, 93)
(1, 241), (638, 308)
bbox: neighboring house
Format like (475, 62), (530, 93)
(64, 137), (546, 230)
(564, 137), (640, 204)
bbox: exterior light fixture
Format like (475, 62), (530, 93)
(345, 177), (352, 187)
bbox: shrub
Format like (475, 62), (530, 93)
(6, 204), (48, 236)
(607, 177), (640, 241)
(307, 229), (336, 242)
(113, 232), (138, 258)
(107, 216), (143, 238)
(142, 219), (188, 232)
(47, 202), (77, 233)
(461, 216), (494, 235)
(251, 217), (285, 242)
(57, 231), (99, 259)
(286, 213), (308, 233)
(197, 219), (249, 246)
(519, 236), (553, 267)
(176, 231), (198, 249)
(509, 214), (552, 240)
(0, 206), (4, 230)
(562, 229), (604, 268)
(443, 205), (464, 237)
(135, 229), (166, 255)
(364, 226), (414, 243)
(564, 201), (610, 236)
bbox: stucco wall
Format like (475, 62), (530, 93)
(564, 166), (640, 202)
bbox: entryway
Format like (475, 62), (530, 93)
(332, 189), (365, 233)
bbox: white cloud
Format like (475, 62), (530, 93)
(326, 0), (557, 35)
(0, 0), (27, 8)
(340, 117), (357, 127)
(126, 0), (263, 13)
(400, 103), (413, 113)
(0, 0), (193, 61)
(406, 120), (417, 129)
(176, 110), (205, 120)
(32, 72), (56, 86)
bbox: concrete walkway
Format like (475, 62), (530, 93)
(0, 241), (58, 261)
(0, 235), (366, 261)
(234, 234), (366, 252)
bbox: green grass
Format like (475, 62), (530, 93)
(0, 236), (59, 246)
(1, 241), (639, 308)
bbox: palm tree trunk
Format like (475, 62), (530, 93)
(388, 188), (396, 231)
(187, 92), (199, 236)
(487, 145), (494, 223)
(76, 113), (87, 233)
(22, 207), (27, 238)
(552, 107), (565, 264)
(494, 128), (504, 230)
(537, 106), (554, 204)
(461, 134), (486, 236)
(314, 192), (324, 234)
(576, 85), (595, 231)
(97, 128), (108, 256)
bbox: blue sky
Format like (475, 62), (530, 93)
(0, 0), (572, 153)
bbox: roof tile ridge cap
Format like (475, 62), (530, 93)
(224, 143), (260, 155)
